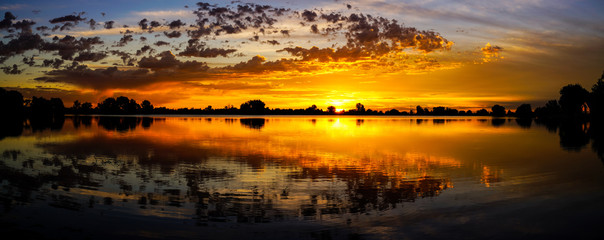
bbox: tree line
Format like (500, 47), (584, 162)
(1, 72), (602, 118)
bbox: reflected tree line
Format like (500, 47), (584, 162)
(0, 121), (602, 227)
(1, 116), (603, 163)
(1, 119), (449, 225)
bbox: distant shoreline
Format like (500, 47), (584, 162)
(62, 114), (514, 118)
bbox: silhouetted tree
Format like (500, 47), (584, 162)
(385, 109), (400, 115)
(50, 98), (64, 115)
(491, 104), (506, 117)
(97, 96), (140, 114)
(240, 100), (266, 114)
(0, 87), (24, 117)
(590, 72), (604, 119)
(141, 100), (154, 114)
(30, 96), (64, 118)
(305, 104), (321, 114)
(0, 88), (24, 139)
(415, 105), (425, 115)
(559, 84), (589, 117)
(116, 96), (130, 113)
(327, 106), (336, 114)
(98, 97), (118, 114)
(72, 100), (81, 112)
(515, 104), (533, 118)
(356, 103), (365, 112)
(432, 107), (445, 115)
(476, 108), (489, 116)
(535, 100), (562, 118)
(81, 102), (93, 114)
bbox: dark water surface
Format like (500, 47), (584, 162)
(1, 116), (603, 239)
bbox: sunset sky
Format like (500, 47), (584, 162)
(1, 0), (603, 111)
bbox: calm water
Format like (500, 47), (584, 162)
(1, 116), (603, 239)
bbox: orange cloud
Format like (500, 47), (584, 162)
(480, 42), (503, 63)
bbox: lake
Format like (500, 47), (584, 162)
(1, 116), (603, 239)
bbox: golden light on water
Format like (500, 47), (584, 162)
(2, 115), (603, 239)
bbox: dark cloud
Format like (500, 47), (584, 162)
(87, 19), (96, 29)
(42, 58), (64, 69)
(138, 51), (208, 71)
(274, 12), (451, 63)
(154, 41), (170, 47)
(163, 31), (182, 38)
(263, 40), (280, 45)
(42, 35), (104, 60)
(310, 24), (319, 34)
(138, 18), (148, 30)
(36, 26), (49, 32)
(1, 64), (22, 74)
(168, 20), (185, 29)
(36, 53), (210, 90)
(321, 13), (343, 23)
(0, 34), (45, 56)
(179, 47), (236, 58)
(57, 22), (74, 31)
(138, 18), (161, 32)
(178, 39), (236, 58)
(109, 50), (136, 66)
(301, 10), (318, 22)
(74, 51), (108, 62)
(49, 15), (85, 24)
(0, 12), (17, 29)
(227, 55), (276, 72)
(278, 46), (340, 62)
(190, 81), (276, 90)
(341, 14), (451, 53)
(223, 55), (316, 73)
(116, 35), (133, 47)
(22, 56), (35, 66)
(136, 45), (154, 56)
(35, 62), (153, 89)
(149, 21), (161, 29)
(12, 19), (36, 33)
(104, 20), (114, 29)
(187, 2), (289, 38)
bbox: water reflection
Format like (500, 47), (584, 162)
(240, 118), (266, 129)
(1, 116), (603, 239)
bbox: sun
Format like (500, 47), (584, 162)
(326, 99), (352, 113)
